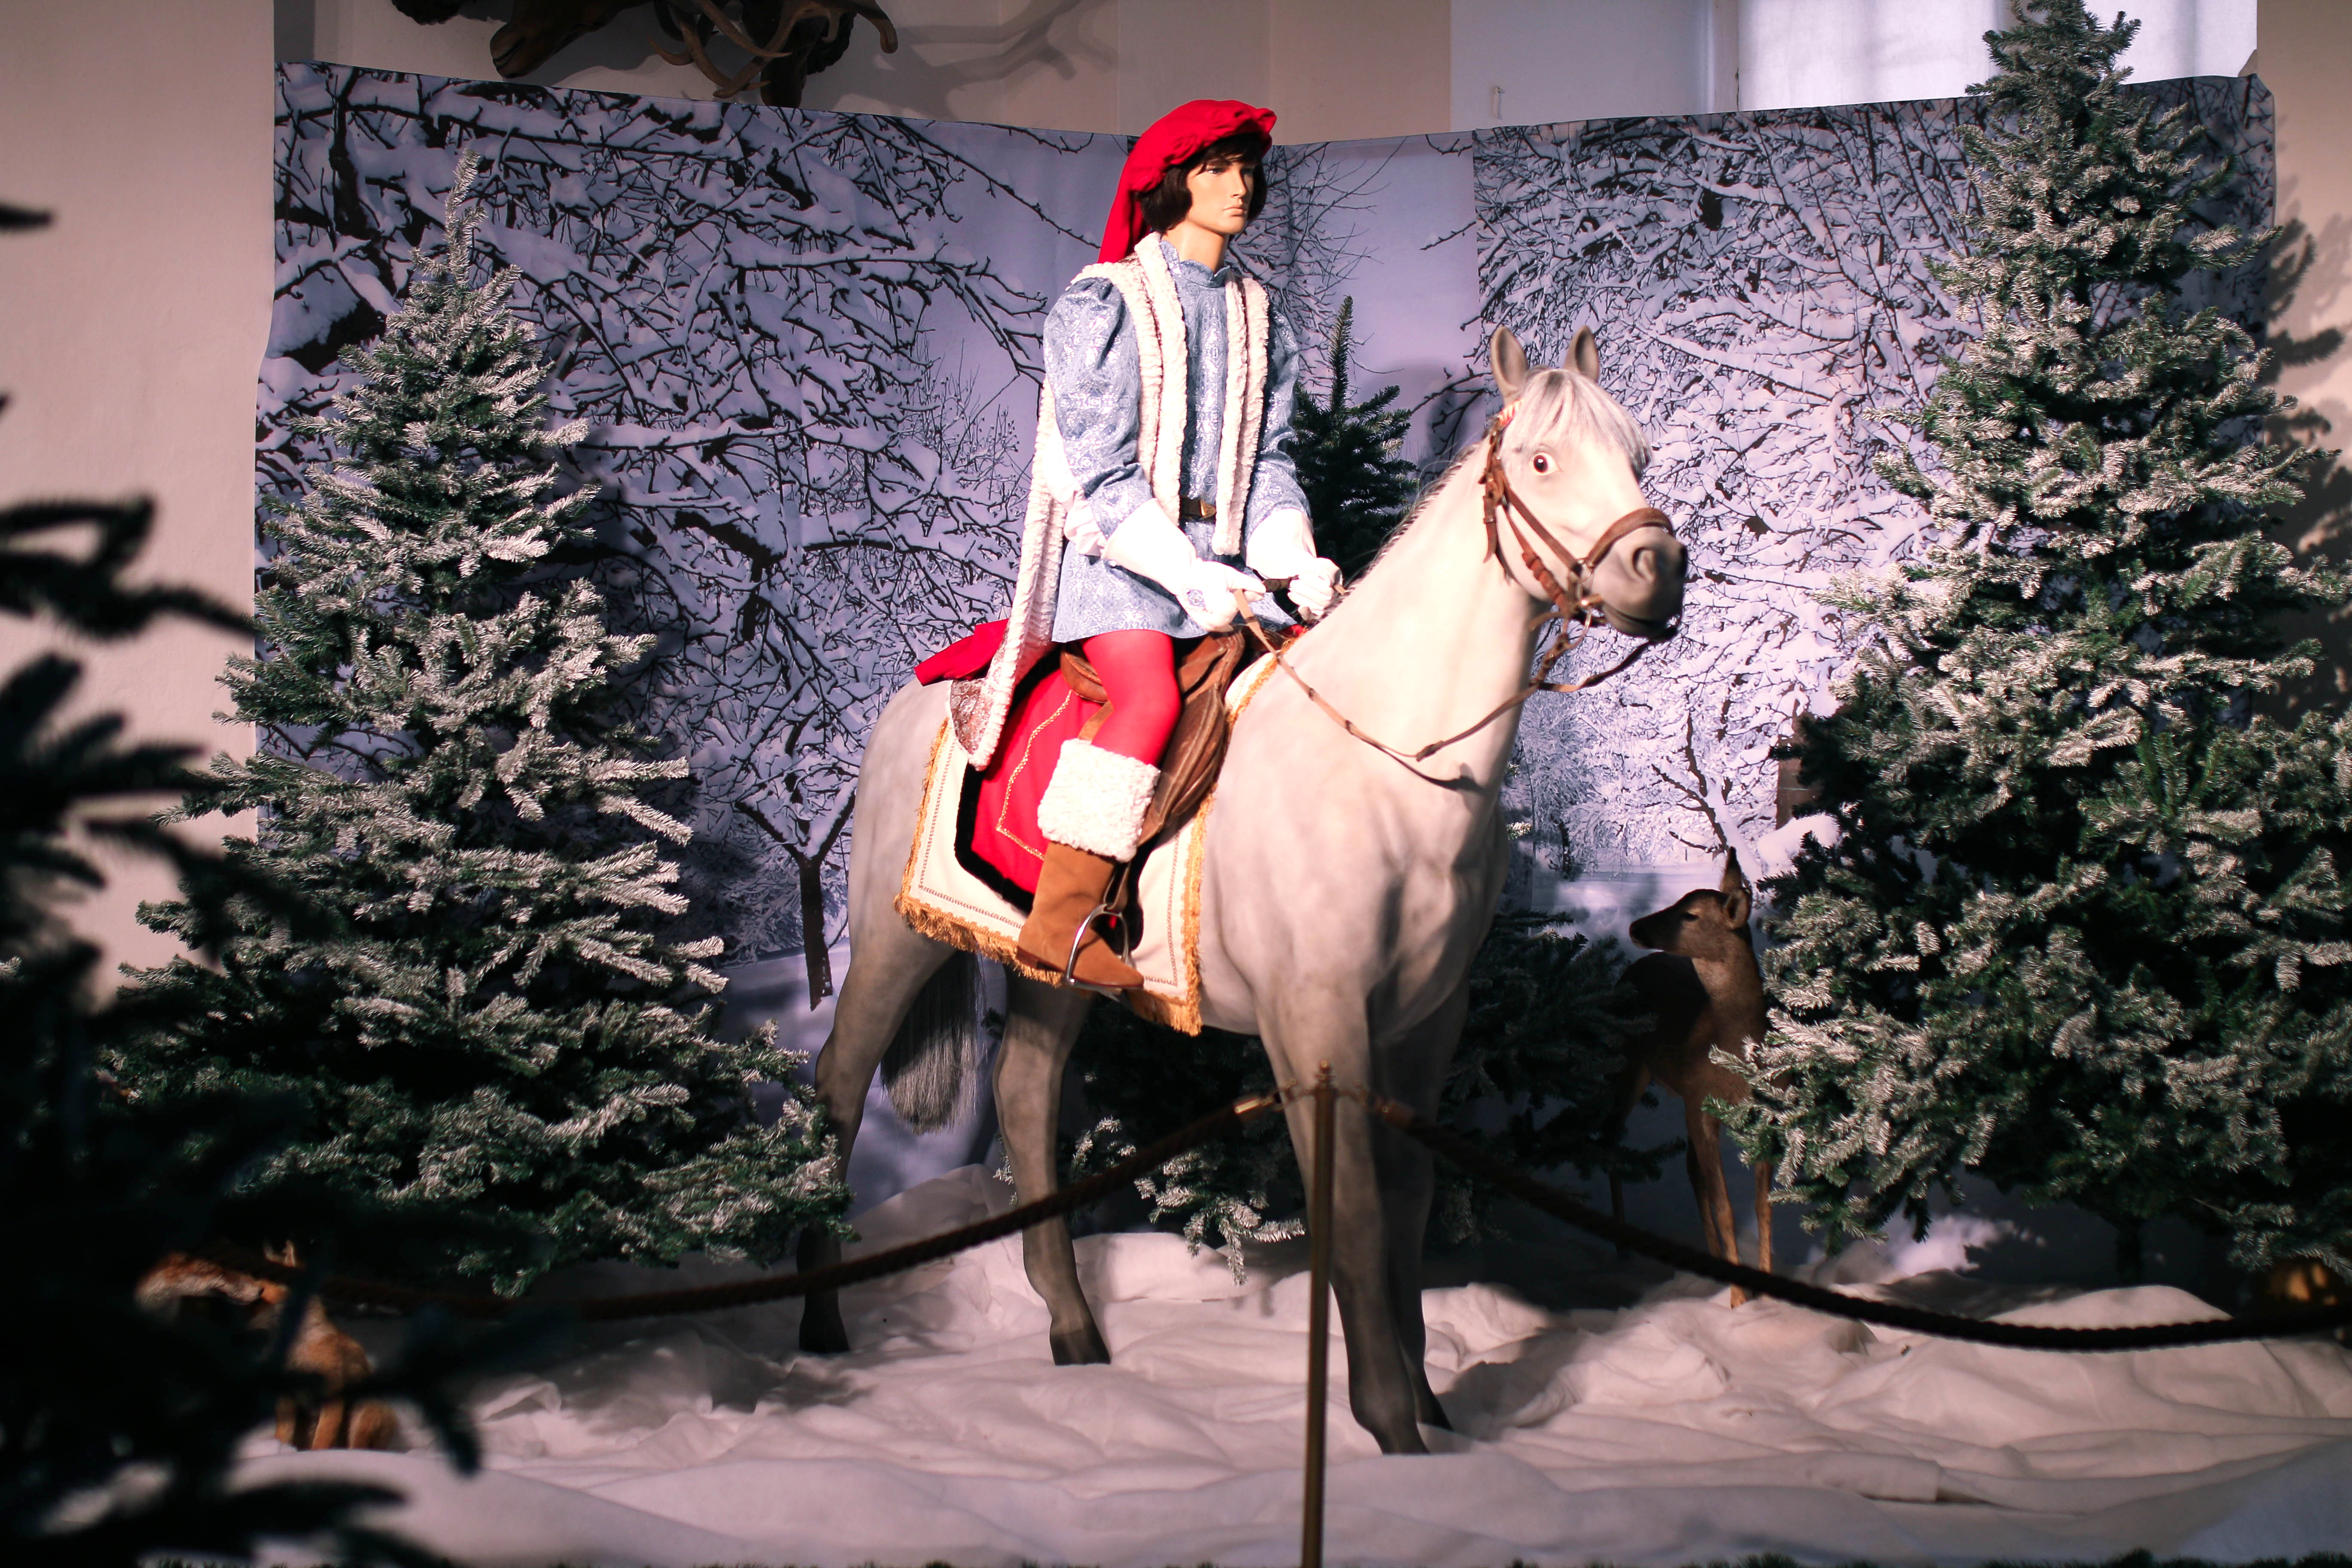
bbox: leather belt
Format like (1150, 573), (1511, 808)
(1177, 496), (1217, 520)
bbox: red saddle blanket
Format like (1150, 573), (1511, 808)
(916, 622), (1099, 899)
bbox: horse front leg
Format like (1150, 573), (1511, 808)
(1266, 991), (1427, 1456)
(993, 974), (1106, 1365)
(796, 922), (955, 1354)
(1372, 981), (1468, 1433)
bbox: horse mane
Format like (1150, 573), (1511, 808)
(1354, 366), (1652, 582)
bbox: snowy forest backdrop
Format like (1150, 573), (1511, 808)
(263, 63), (2273, 972)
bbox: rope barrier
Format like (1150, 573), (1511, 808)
(1361, 1092), (2352, 1351)
(197, 1084), (2352, 1350)
(201, 1090), (1286, 1322)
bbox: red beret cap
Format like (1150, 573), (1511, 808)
(1098, 99), (1277, 264)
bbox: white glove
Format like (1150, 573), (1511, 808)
(1101, 500), (1265, 632)
(1244, 507), (1343, 622)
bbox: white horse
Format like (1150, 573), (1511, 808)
(793, 326), (1684, 1455)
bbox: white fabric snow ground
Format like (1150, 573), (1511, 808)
(248, 1166), (2352, 1568)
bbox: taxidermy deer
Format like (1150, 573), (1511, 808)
(1608, 849), (1775, 1305)
(138, 1247), (397, 1450)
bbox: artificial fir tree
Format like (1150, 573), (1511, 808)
(112, 156), (845, 1291)
(1290, 297), (1418, 582)
(1735, 1), (2352, 1278)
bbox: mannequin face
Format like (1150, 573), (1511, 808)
(1163, 152), (1258, 268)
(1183, 153), (1256, 236)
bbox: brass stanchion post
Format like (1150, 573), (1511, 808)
(1302, 1062), (1335, 1568)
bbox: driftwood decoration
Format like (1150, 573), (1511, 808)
(390, 0), (897, 107)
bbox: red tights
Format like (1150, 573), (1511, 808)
(1082, 630), (1179, 765)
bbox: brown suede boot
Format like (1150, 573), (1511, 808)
(1016, 842), (1145, 989)
(1017, 738), (1159, 989)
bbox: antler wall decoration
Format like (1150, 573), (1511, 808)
(389, 0), (897, 107)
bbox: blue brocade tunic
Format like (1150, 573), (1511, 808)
(1046, 235), (1311, 642)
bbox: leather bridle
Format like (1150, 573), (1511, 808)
(1240, 407), (1681, 782)
(1480, 408), (1678, 652)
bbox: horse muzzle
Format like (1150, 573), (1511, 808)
(1589, 524), (1685, 640)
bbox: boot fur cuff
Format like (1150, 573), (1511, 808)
(1036, 740), (1160, 861)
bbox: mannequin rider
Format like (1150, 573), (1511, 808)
(1011, 99), (1342, 989)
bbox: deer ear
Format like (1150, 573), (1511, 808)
(1718, 851), (1752, 927)
(1491, 326), (1530, 401)
(1568, 326), (1599, 380)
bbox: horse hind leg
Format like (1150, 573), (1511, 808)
(991, 973), (1106, 1364)
(796, 919), (960, 1355)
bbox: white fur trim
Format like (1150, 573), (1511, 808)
(956, 251), (1271, 768)
(1134, 239), (1188, 513)
(1036, 740), (1160, 861)
(1217, 279), (1268, 557)
(950, 406), (1063, 766)
(1215, 278), (1249, 543)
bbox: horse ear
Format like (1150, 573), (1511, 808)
(1491, 327), (1530, 401)
(1568, 326), (1599, 380)
(1718, 849), (1752, 926)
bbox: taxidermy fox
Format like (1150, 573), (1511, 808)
(138, 1246), (398, 1449)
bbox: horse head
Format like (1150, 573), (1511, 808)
(1488, 326), (1685, 640)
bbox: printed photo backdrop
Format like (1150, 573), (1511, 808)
(264, 63), (2271, 972)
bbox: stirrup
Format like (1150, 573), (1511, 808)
(1060, 898), (1133, 996)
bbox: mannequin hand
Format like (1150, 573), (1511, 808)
(1101, 500), (1264, 632)
(1245, 509), (1338, 621)
(1277, 556), (1342, 621)
(1176, 560), (1266, 632)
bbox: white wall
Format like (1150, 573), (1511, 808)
(1742, 0), (2256, 112)
(1116, 0), (1269, 134)
(290, 0), (1444, 144)
(1451, 0), (1722, 131)
(0, 0), (276, 980)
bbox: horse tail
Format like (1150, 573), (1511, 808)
(881, 948), (985, 1133)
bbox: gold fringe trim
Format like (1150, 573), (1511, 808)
(895, 715), (1077, 986)
(1121, 653), (1281, 1037)
(897, 657), (1283, 1030)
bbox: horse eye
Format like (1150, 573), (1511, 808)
(1531, 453), (1552, 474)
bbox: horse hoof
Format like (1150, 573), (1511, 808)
(1050, 1324), (1111, 1365)
(799, 1306), (851, 1355)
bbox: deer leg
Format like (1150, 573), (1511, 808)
(1687, 1100), (1746, 1305)
(797, 921), (956, 1355)
(1754, 1158), (1775, 1278)
(1373, 983), (1468, 1432)
(992, 974), (1105, 1364)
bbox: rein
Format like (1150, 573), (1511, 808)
(1240, 411), (1676, 781)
